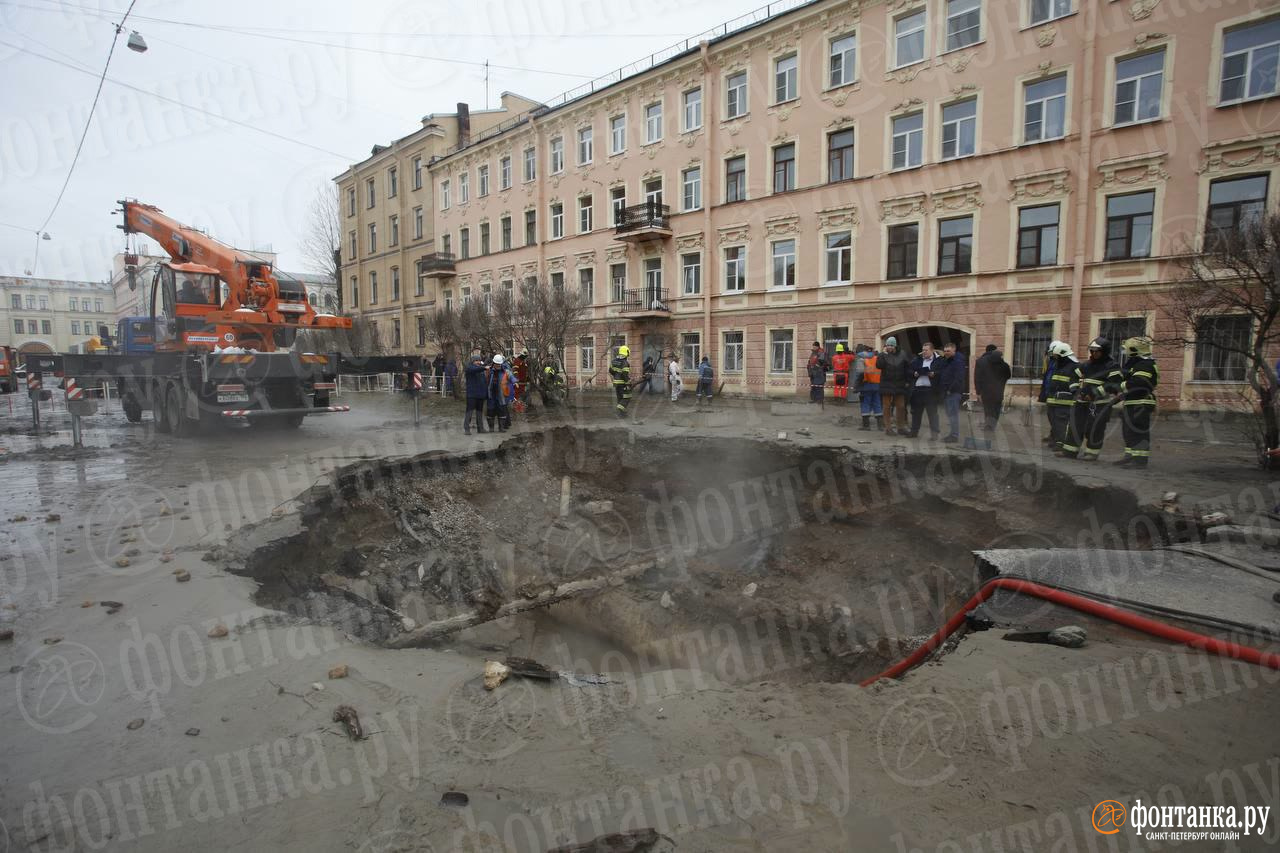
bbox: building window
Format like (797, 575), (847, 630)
(892, 112), (923, 169)
(723, 246), (746, 292)
(416, 266), (426, 296)
(350, 276), (358, 306)
(1205, 175), (1268, 249)
(391, 267), (401, 301)
(1194, 315), (1251, 381)
(347, 187), (356, 216)
(478, 164), (490, 197)
(579, 195), (593, 233)
(458, 173), (469, 203)
(644, 178), (663, 206)
(479, 222), (491, 255)
(726, 155), (746, 203)
(369, 270), (378, 304)
(1099, 317), (1148, 367)
(27, 320), (37, 334)
(821, 326), (850, 361)
(723, 331), (744, 372)
(773, 143), (796, 193)
(683, 88), (702, 131)
(12, 319), (20, 333)
(1024, 74), (1067, 142)
(441, 234), (452, 255)
(774, 54), (798, 103)
(460, 227), (470, 259)
(937, 216), (974, 275)
(825, 231), (852, 284)
(579, 267), (594, 304)
(68, 296), (78, 310)
(550, 203), (564, 239)
(389, 215), (399, 247)
(523, 146), (536, 182)
(1012, 320), (1054, 378)
(609, 114), (626, 154)
(681, 333), (701, 370)
(1017, 204), (1060, 267)
(894, 10), (926, 67)
(726, 72), (747, 119)
(644, 102), (663, 143)
(500, 155), (512, 189)
(71, 321), (80, 335)
(570, 335), (592, 373)
(550, 136), (564, 174)
(366, 178), (375, 208)
(25, 295), (33, 309)
(681, 252), (701, 295)
(501, 215), (512, 251)
(1115, 50), (1164, 124)
(549, 273), (564, 294)
(443, 290), (452, 311)
(946, 0), (981, 50)
(611, 187), (626, 225)
(1221, 18), (1280, 103)
(828, 129), (855, 182)
(440, 180), (451, 210)
(643, 258), (663, 303)
(416, 315), (426, 347)
(887, 223), (919, 279)
(1105, 191), (1155, 260)
(368, 222), (377, 253)
(42, 296), (50, 311)
(610, 262), (627, 302)
(682, 167), (701, 211)
(770, 329), (794, 373)
(1029, 0), (1071, 25)
(388, 166), (398, 198)
(578, 126), (593, 165)
(461, 287), (471, 305)
(941, 98), (977, 159)
(771, 239), (796, 288)
(391, 318), (400, 347)
(829, 34), (857, 87)
(12, 294), (22, 309)
(412, 156), (422, 190)
(349, 231), (357, 260)
(525, 209), (537, 245)
(413, 207), (424, 240)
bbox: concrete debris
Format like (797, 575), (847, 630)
(743, 582), (758, 597)
(777, 431), (788, 440)
(207, 624), (229, 639)
(80, 601), (94, 608)
(582, 500), (614, 515)
(327, 664), (349, 679)
(115, 557), (131, 568)
(126, 718), (145, 731)
(175, 570), (191, 583)
(100, 601), (123, 615)
(311, 682), (324, 692)
(660, 591), (674, 610)
(184, 728), (200, 736)
(483, 660), (510, 690)
(44, 514), (60, 523)
(1003, 625), (1087, 648)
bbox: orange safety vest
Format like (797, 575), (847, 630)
(859, 353), (882, 384)
(831, 352), (855, 374)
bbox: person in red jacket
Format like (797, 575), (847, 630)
(831, 343), (855, 403)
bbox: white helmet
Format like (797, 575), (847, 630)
(1047, 339), (1064, 355)
(492, 354), (506, 365)
(1050, 342), (1073, 358)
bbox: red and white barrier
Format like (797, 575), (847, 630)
(65, 378), (82, 400)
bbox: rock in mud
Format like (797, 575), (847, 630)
(207, 624), (229, 638)
(174, 570), (191, 583)
(114, 557), (131, 568)
(327, 664), (349, 679)
(743, 582), (758, 597)
(42, 636), (62, 645)
(660, 591), (674, 610)
(126, 718), (145, 731)
(184, 728), (200, 736)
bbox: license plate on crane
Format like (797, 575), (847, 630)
(216, 383), (248, 403)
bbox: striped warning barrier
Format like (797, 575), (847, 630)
(65, 377), (83, 400)
(412, 372), (422, 390)
(27, 374), (41, 391)
(219, 406), (351, 417)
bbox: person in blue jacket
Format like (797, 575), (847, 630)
(463, 349), (488, 435)
(695, 356), (715, 408)
(486, 353), (516, 432)
(938, 342), (969, 443)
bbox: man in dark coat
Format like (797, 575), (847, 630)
(974, 344), (1013, 431)
(938, 342), (969, 443)
(905, 342), (943, 439)
(462, 349), (488, 435)
(876, 336), (912, 435)
(806, 342), (828, 403)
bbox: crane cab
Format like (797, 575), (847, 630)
(148, 261), (224, 350)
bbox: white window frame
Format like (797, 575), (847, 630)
(829, 33), (857, 88)
(894, 9), (927, 69)
(723, 245), (747, 292)
(523, 146), (536, 182)
(1113, 49), (1166, 125)
(578, 267), (595, 304)
(944, 0), (982, 52)
(1219, 17), (1280, 104)
(413, 206), (424, 240)
(579, 195), (593, 233)
(478, 164), (490, 196)
(412, 156), (423, 190)
(726, 71), (748, 119)
(1029, 0), (1072, 27)
(891, 111), (924, 170)
(774, 53), (798, 103)
(458, 172), (469, 203)
(769, 329), (795, 374)
(680, 332), (701, 371)
(500, 155), (512, 189)
(1023, 72), (1068, 143)
(770, 238), (797, 289)
(824, 230), (853, 285)
(550, 137), (565, 174)
(388, 165), (398, 198)
(440, 179), (451, 210)
(683, 88), (703, 132)
(682, 166), (702, 212)
(609, 114), (627, 154)
(550, 202), (564, 239)
(940, 97), (977, 160)
(644, 102), (663, 144)
(577, 126), (593, 165)
(723, 330), (744, 372)
(681, 252), (702, 295)
(579, 336), (595, 371)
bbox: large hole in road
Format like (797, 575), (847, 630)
(235, 429), (1156, 684)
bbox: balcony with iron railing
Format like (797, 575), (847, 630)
(613, 287), (671, 318)
(614, 202), (672, 242)
(418, 252), (457, 278)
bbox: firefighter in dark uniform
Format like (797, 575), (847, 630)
(1045, 341), (1078, 450)
(609, 345), (632, 419)
(1060, 337), (1124, 461)
(1116, 336), (1158, 468)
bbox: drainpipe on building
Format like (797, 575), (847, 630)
(1068, 0), (1098, 348)
(700, 40), (714, 367)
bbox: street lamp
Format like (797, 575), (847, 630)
(126, 30), (147, 53)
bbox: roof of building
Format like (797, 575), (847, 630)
(0, 275), (113, 292)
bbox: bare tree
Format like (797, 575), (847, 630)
(497, 278), (591, 402)
(1162, 213), (1280, 460)
(295, 315), (386, 356)
(302, 185), (341, 308)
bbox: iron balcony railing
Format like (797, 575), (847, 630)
(418, 252), (457, 273)
(614, 202), (671, 235)
(616, 288), (671, 313)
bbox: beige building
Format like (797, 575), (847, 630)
(339, 0), (1280, 406)
(0, 276), (115, 354)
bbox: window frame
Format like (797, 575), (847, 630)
(458, 172), (469, 203)
(683, 88), (703, 132)
(500, 155), (512, 190)
(579, 194), (594, 233)
(824, 230), (853, 285)
(886, 223), (920, 280)
(523, 146), (537, 182)
(829, 33), (857, 89)
(1016, 203), (1061, 268)
(891, 111), (924, 170)
(550, 136), (565, 174)
(1023, 72), (1068, 144)
(770, 238), (797, 289)
(944, 0), (981, 52)
(1028, 0), (1072, 27)
(682, 166), (702, 212)
(723, 330), (744, 373)
(723, 245), (747, 292)
(1103, 190), (1156, 261)
(940, 97), (977, 160)
(936, 215), (974, 276)
(413, 206), (424, 240)
(550, 202), (565, 240)
(412, 156), (423, 190)
(578, 267), (595, 305)
(609, 114), (627, 154)
(893, 9), (928, 69)
(644, 102), (663, 144)
(773, 142), (797, 193)
(579, 335), (596, 372)
(1010, 319), (1056, 379)
(501, 215), (512, 251)
(774, 53), (799, 104)
(725, 155), (747, 203)
(1113, 48), (1166, 126)
(828, 128), (855, 182)
(1219, 17), (1280, 105)
(440, 179), (451, 210)
(681, 252), (702, 295)
(1204, 173), (1270, 250)
(1193, 314), (1252, 382)
(769, 328), (795, 374)
(577, 126), (594, 165)
(726, 71), (748, 119)
(478, 164), (490, 197)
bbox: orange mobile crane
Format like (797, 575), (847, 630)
(59, 200), (354, 435)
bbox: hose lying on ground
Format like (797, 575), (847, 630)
(860, 577), (1280, 687)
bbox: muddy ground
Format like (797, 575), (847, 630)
(0, 390), (1277, 852)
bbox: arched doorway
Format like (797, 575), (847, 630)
(880, 323), (972, 359)
(18, 342), (53, 355)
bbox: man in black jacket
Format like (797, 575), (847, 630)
(877, 336), (911, 435)
(1060, 337), (1124, 461)
(905, 342), (943, 439)
(974, 344), (1012, 431)
(1116, 337), (1158, 468)
(938, 342), (968, 443)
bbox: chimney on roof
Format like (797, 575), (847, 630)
(457, 102), (471, 147)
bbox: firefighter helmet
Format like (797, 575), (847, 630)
(1087, 337), (1112, 357)
(835, 343), (845, 353)
(1122, 336), (1152, 358)
(618, 345), (630, 357)
(1047, 339), (1064, 354)
(1051, 342), (1074, 359)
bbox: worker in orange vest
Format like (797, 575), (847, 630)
(854, 344), (883, 430)
(831, 343), (855, 403)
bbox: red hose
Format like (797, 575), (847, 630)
(860, 577), (1280, 687)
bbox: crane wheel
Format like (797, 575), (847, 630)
(122, 393), (143, 423)
(166, 384), (193, 437)
(153, 383), (172, 434)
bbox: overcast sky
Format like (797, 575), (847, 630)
(0, 0), (756, 282)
